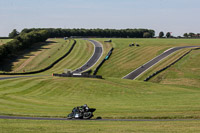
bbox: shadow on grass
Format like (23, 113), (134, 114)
(0, 41), (57, 72)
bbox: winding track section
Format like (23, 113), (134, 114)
(123, 46), (200, 80)
(0, 115), (200, 121)
(72, 39), (103, 73)
(0, 39), (103, 80)
(1, 43), (200, 121)
(0, 75), (50, 80)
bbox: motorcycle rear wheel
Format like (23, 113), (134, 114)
(83, 112), (93, 119)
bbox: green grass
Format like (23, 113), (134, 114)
(0, 39), (73, 73)
(11, 39), (74, 73)
(0, 76), (200, 119)
(150, 49), (200, 88)
(1, 119), (200, 133)
(93, 38), (200, 78)
(0, 39), (12, 45)
(0, 38), (200, 132)
(1, 38), (104, 74)
(40, 39), (95, 74)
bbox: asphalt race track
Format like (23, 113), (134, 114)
(72, 40), (103, 73)
(123, 46), (200, 80)
(0, 75), (49, 80)
(1, 115), (200, 122)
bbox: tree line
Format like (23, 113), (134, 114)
(21, 28), (155, 38)
(158, 31), (172, 38)
(1, 28), (154, 63)
(183, 33), (200, 38)
(0, 30), (49, 62)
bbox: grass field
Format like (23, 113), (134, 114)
(1, 119), (200, 133)
(0, 39), (12, 45)
(11, 39), (74, 73)
(0, 38), (109, 74)
(1, 38), (200, 132)
(94, 38), (200, 78)
(0, 76), (200, 119)
(40, 39), (95, 74)
(0, 38), (73, 73)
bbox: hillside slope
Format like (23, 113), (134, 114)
(94, 38), (200, 78)
(0, 76), (200, 119)
(150, 49), (200, 88)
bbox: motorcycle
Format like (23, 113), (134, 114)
(67, 105), (96, 119)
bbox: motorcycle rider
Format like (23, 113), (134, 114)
(79, 104), (89, 112)
(67, 104), (95, 119)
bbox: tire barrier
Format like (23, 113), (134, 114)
(0, 40), (76, 75)
(144, 48), (200, 81)
(93, 48), (114, 75)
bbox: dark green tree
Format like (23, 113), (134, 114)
(9, 29), (19, 38)
(183, 33), (188, 38)
(143, 32), (151, 38)
(159, 31), (164, 38)
(188, 33), (195, 38)
(166, 32), (171, 38)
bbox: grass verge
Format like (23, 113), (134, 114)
(0, 119), (200, 133)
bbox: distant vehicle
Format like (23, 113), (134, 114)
(67, 104), (96, 119)
(104, 40), (112, 43)
(129, 43), (135, 47)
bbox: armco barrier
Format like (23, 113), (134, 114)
(0, 40), (76, 75)
(93, 48), (114, 75)
(144, 48), (200, 81)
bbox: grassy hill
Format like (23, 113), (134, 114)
(1, 38), (200, 132)
(10, 39), (74, 73)
(0, 39), (97, 74)
(41, 39), (95, 74)
(94, 38), (200, 78)
(0, 76), (200, 119)
(149, 48), (200, 88)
